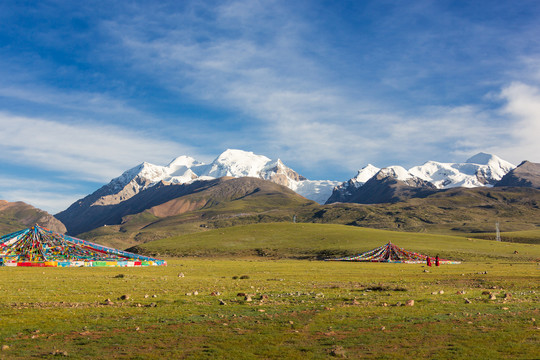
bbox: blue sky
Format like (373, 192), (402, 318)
(1, 0), (540, 213)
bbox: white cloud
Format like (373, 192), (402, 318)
(102, 1), (538, 173)
(0, 112), (196, 182)
(494, 82), (540, 163)
(0, 85), (140, 117)
(0, 176), (83, 213)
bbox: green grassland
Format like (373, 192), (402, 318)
(131, 223), (540, 262)
(79, 186), (540, 250)
(77, 178), (315, 250)
(299, 187), (540, 236)
(469, 229), (540, 244)
(0, 258), (538, 359)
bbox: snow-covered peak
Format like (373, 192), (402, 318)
(378, 166), (413, 181)
(353, 164), (380, 185)
(466, 152), (515, 172)
(204, 149), (272, 178)
(167, 155), (201, 170)
(110, 162), (164, 188)
(215, 149), (271, 165)
(409, 154), (515, 189)
(466, 152), (497, 165)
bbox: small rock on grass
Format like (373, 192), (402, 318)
(405, 299), (414, 306)
(464, 298), (472, 304)
(219, 299), (226, 305)
(329, 345), (346, 358)
(178, 273), (185, 278)
(2, 345), (9, 351)
(51, 350), (68, 356)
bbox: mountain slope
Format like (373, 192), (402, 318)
(327, 167), (437, 204)
(0, 200), (66, 234)
(327, 153), (515, 204)
(326, 164), (380, 203)
(64, 177), (316, 245)
(57, 149), (338, 216)
(495, 161), (540, 189)
(57, 177), (233, 235)
(305, 186), (540, 236)
(76, 182), (540, 249)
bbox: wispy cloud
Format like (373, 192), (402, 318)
(493, 82), (540, 163)
(0, 175), (83, 213)
(0, 112), (196, 182)
(1, 0), (539, 215)
(101, 0), (539, 174)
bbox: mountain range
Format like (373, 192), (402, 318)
(53, 149), (537, 236)
(2, 150), (539, 249)
(327, 153), (515, 204)
(59, 149), (517, 211)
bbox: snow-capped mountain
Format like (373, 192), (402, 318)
(409, 153), (515, 188)
(90, 149), (340, 206)
(325, 164), (380, 203)
(63, 149), (518, 219)
(327, 153), (516, 204)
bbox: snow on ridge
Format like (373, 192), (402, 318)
(167, 155), (201, 172)
(378, 166), (412, 181)
(102, 149), (335, 204)
(408, 153), (515, 189)
(352, 164), (380, 187)
(294, 179), (342, 204)
(103, 150), (517, 205)
(203, 149), (271, 178)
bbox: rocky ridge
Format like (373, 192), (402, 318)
(327, 153), (516, 204)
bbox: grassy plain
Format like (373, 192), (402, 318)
(132, 223), (540, 262)
(0, 257), (538, 359)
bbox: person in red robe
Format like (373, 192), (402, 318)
(426, 256), (432, 267)
(435, 255), (440, 267)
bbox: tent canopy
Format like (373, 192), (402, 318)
(0, 225), (166, 267)
(327, 242), (460, 264)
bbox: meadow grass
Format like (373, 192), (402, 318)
(0, 258), (538, 359)
(135, 223), (540, 262)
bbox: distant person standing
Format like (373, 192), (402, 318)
(426, 256), (432, 267)
(435, 255), (440, 267)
